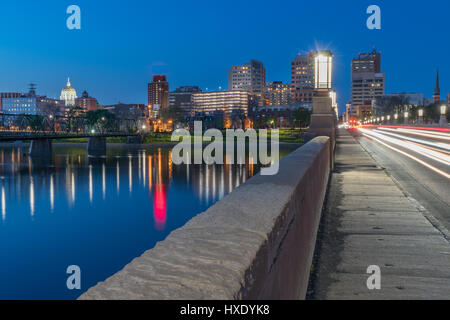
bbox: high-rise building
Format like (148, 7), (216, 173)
(60, 78), (78, 107)
(75, 91), (98, 111)
(169, 86), (202, 116)
(228, 60), (265, 106)
(351, 49), (385, 113)
(266, 81), (291, 106)
(433, 69), (441, 104)
(291, 51), (316, 103)
(192, 90), (251, 116)
(148, 75), (169, 110)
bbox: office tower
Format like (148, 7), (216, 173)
(148, 75), (169, 110)
(351, 48), (385, 114)
(169, 86), (202, 116)
(291, 51), (316, 103)
(228, 60), (265, 106)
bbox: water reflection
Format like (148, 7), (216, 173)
(0, 144), (296, 299)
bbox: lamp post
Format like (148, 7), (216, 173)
(49, 114), (55, 132)
(418, 109), (424, 125)
(440, 105), (448, 127)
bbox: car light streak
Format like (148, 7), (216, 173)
(378, 127), (450, 141)
(373, 129), (450, 151)
(360, 132), (450, 180)
(359, 128), (450, 167)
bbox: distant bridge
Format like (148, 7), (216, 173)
(0, 131), (139, 142)
(0, 112), (145, 157)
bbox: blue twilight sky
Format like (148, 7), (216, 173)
(0, 0), (448, 114)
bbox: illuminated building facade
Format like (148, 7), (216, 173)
(0, 93), (21, 112)
(2, 96), (37, 115)
(148, 75), (169, 110)
(75, 91), (98, 111)
(266, 81), (291, 106)
(60, 78), (78, 107)
(351, 49), (385, 112)
(228, 60), (265, 106)
(291, 51), (316, 103)
(192, 90), (250, 116)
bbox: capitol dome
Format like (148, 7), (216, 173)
(60, 78), (77, 106)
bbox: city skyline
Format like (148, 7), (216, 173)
(0, 0), (449, 114)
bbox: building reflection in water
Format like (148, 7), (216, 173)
(0, 145), (260, 230)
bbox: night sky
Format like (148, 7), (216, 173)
(0, 0), (448, 114)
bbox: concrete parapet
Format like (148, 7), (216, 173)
(80, 136), (332, 300)
(87, 136), (106, 157)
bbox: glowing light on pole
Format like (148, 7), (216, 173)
(440, 105), (448, 127)
(314, 50), (333, 89)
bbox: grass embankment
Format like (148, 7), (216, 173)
(55, 129), (306, 144)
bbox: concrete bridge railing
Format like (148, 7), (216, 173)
(80, 136), (332, 300)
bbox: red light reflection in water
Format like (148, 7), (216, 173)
(153, 185), (167, 230)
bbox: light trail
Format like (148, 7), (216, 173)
(373, 128), (450, 152)
(359, 128), (450, 167)
(378, 127), (450, 141)
(360, 131), (450, 180)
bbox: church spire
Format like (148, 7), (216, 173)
(433, 69), (440, 104)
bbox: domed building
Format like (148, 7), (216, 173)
(60, 78), (77, 106)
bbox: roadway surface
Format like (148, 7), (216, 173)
(353, 125), (450, 233)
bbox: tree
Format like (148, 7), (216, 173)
(373, 95), (410, 116)
(294, 108), (312, 128)
(86, 109), (116, 133)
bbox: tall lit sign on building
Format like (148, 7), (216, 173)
(314, 50), (333, 90)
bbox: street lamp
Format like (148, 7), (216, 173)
(440, 105), (448, 127)
(418, 109), (424, 125)
(387, 115), (391, 121)
(404, 112), (409, 124)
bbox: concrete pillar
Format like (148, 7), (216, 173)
(305, 90), (336, 170)
(29, 139), (52, 158)
(305, 91), (336, 147)
(127, 135), (143, 144)
(87, 136), (106, 157)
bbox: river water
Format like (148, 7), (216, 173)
(0, 143), (297, 299)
